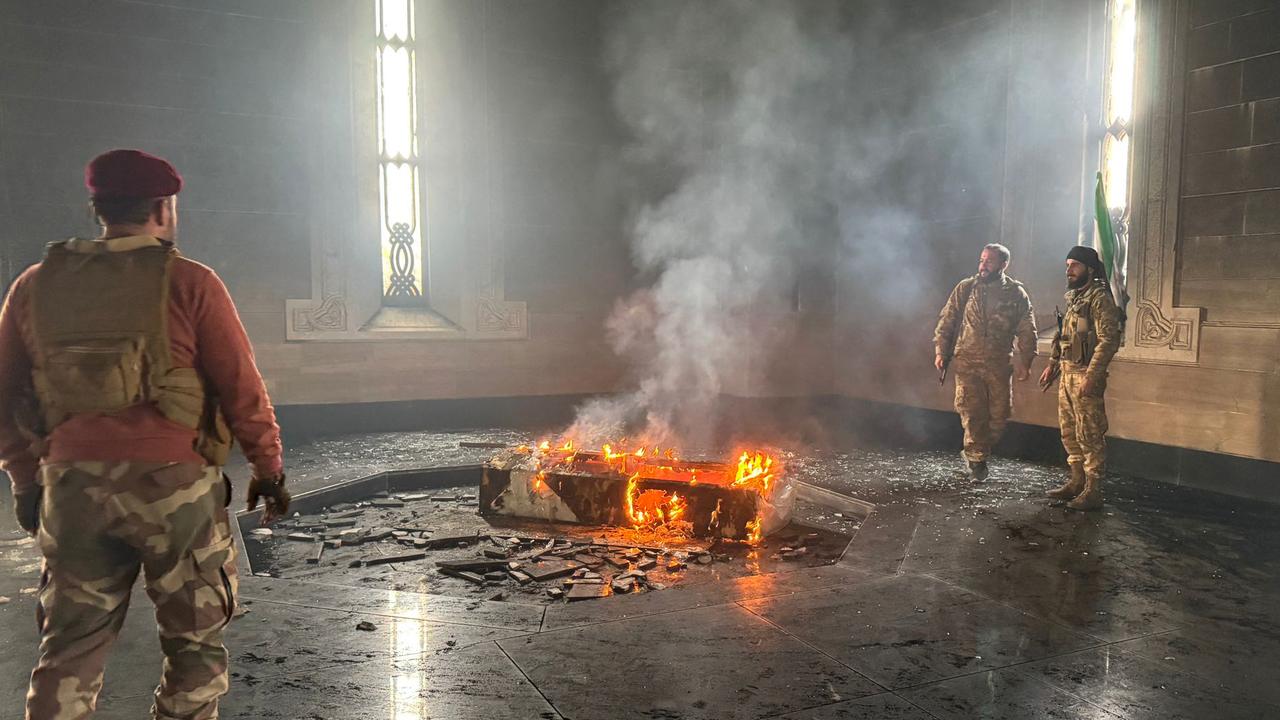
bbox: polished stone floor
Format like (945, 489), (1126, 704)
(1, 430), (1278, 719)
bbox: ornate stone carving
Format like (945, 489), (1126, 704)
(477, 299), (525, 333)
(1135, 300), (1192, 351)
(292, 294), (348, 333)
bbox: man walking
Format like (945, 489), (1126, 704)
(934, 243), (1037, 480)
(1039, 245), (1121, 510)
(0, 149), (291, 719)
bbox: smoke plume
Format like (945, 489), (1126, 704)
(568, 0), (1009, 449)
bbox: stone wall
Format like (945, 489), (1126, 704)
(0, 0), (631, 406)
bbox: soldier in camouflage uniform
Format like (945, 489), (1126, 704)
(935, 244), (1037, 480)
(0, 150), (290, 719)
(1039, 245), (1121, 511)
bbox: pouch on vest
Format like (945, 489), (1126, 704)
(33, 337), (147, 424)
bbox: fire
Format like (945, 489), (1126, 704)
(733, 451), (776, 492)
(515, 436), (778, 544)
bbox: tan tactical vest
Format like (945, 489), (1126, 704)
(28, 236), (232, 466)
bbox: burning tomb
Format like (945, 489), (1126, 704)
(480, 442), (795, 543)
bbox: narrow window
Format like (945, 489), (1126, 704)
(1101, 0), (1137, 219)
(376, 0), (426, 304)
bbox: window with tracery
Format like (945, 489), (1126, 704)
(1101, 0), (1136, 227)
(376, 0), (426, 305)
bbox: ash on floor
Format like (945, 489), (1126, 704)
(243, 488), (858, 604)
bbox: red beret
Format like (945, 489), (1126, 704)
(85, 149), (183, 200)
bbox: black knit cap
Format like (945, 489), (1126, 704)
(1066, 245), (1104, 277)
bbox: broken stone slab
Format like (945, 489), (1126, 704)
(430, 495), (459, 503)
(438, 568), (486, 585)
(306, 544), (325, 565)
(365, 528), (395, 542)
(422, 533), (483, 550)
(696, 554), (713, 565)
(355, 620), (377, 632)
(566, 583), (609, 601)
(574, 553), (605, 568)
(509, 570), (532, 585)
(362, 551), (426, 567)
(522, 558), (583, 582)
(286, 532), (316, 542)
(637, 559), (657, 571)
(325, 509), (364, 520)
(322, 518), (358, 528)
(611, 578), (634, 594)
(483, 549), (509, 560)
(483, 571), (507, 582)
(666, 560), (686, 571)
(435, 559), (508, 573)
(547, 588), (565, 600)
(398, 493), (430, 501)
(487, 591), (506, 602)
(249, 528), (273, 537)
(370, 498), (405, 508)
(601, 554), (628, 569)
(563, 578), (604, 585)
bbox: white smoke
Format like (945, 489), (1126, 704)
(567, 0), (1007, 448)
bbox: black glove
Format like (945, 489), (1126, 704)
(14, 489), (40, 536)
(246, 473), (290, 525)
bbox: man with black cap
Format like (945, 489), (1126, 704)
(0, 149), (290, 718)
(1038, 245), (1121, 510)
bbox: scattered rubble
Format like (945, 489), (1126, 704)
(246, 485), (856, 605)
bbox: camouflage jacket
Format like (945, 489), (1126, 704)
(934, 273), (1037, 370)
(1053, 277), (1121, 378)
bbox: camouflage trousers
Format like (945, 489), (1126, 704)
(26, 462), (238, 720)
(1058, 369), (1108, 479)
(953, 362), (1013, 463)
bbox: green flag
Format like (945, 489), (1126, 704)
(1094, 171), (1128, 324)
(1095, 172), (1116, 277)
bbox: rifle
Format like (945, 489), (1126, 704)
(939, 358), (949, 385)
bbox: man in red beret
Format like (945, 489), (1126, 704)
(0, 149), (290, 719)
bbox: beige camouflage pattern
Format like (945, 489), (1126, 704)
(26, 462), (236, 720)
(1053, 278), (1121, 373)
(934, 273), (1037, 370)
(1058, 369), (1108, 479)
(953, 363), (1012, 463)
(935, 273), (1036, 463)
(1053, 278), (1120, 483)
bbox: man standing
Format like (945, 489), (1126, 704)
(1039, 245), (1121, 511)
(934, 243), (1037, 480)
(0, 149), (291, 719)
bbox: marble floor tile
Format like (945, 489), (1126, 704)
(1020, 644), (1280, 720)
(900, 668), (1116, 720)
(542, 564), (879, 631)
(502, 604), (882, 720)
(742, 574), (1100, 689)
(774, 691), (937, 719)
(237, 575), (545, 632)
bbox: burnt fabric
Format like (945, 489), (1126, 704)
(26, 462), (236, 720)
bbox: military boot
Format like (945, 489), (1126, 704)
(1067, 473), (1103, 511)
(1046, 463), (1085, 500)
(968, 459), (989, 481)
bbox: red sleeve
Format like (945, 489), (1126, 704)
(190, 267), (284, 477)
(0, 269), (41, 494)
